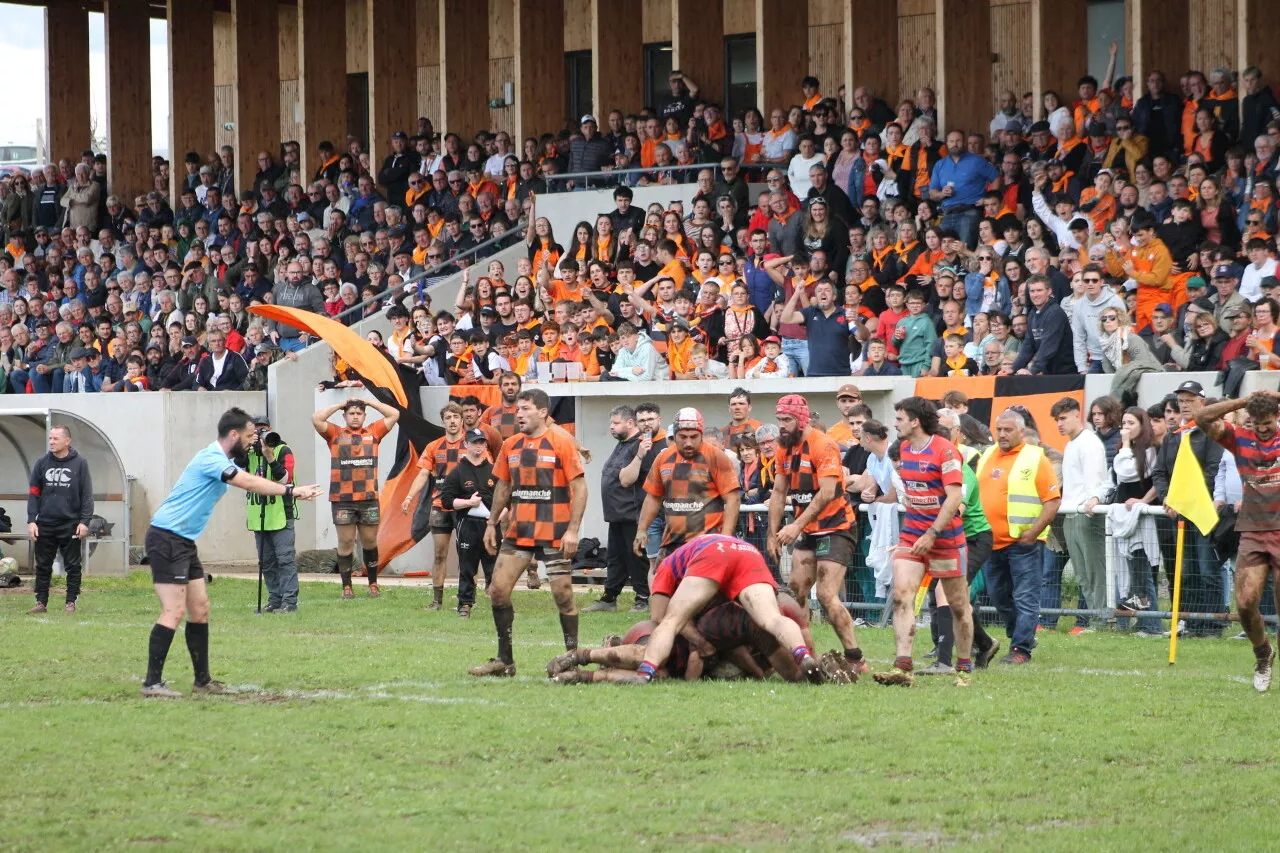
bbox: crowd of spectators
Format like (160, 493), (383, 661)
(6, 47), (1280, 399)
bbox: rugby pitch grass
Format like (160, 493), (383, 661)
(3, 572), (1277, 852)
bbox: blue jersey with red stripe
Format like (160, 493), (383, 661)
(898, 435), (965, 549)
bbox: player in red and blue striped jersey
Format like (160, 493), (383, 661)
(874, 396), (975, 688)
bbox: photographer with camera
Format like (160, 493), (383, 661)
(245, 414), (299, 612)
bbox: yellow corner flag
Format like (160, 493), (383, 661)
(1166, 432), (1219, 536)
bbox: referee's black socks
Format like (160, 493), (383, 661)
(145, 624), (176, 687)
(186, 622), (211, 685)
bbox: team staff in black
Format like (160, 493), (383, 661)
(438, 429), (500, 618)
(584, 404), (661, 613)
(26, 425), (94, 614)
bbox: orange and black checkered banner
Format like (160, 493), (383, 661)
(914, 375), (1085, 452)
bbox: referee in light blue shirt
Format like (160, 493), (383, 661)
(139, 407), (323, 699)
(928, 130), (1001, 250)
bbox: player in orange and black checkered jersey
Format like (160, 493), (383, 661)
(312, 397), (400, 599)
(767, 394), (868, 675)
(469, 388), (587, 678)
(634, 407), (740, 559)
(480, 371), (522, 440)
(401, 402), (468, 611)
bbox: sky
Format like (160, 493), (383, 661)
(1, 2), (171, 158)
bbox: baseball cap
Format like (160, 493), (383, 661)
(670, 317), (692, 332)
(1213, 263), (1242, 280)
(1185, 275), (1207, 290)
(836, 383), (860, 399)
(255, 342), (276, 356)
(1175, 379), (1205, 397)
(762, 335), (781, 345)
(465, 428), (488, 444)
(672, 407), (704, 432)
(145, 342), (162, 352)
(296, 211), (312, 223)
(580, 114), (597, 125)
(69, 346), (92, 360)
(479, 306), (497, 316)
(183, 261), (203, 273)
(122, 299), (138, 314)
(181, 335), (198, 347)
(1028, 120), (1051, 133)
(252, 414), (271, 426)
(1088, 124), (1109, 137)
(1262, 275), (1280, 290)
(392, 130), (408, 140)
(1153, 302), (1174, 315)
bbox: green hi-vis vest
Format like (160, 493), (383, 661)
(245, 445), (296, 532)
(977, 443), (1049, 542)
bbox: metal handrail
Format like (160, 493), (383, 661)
(331, 228), (520, 325)
(540, 159), (768, 192)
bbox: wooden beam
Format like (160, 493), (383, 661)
(105, 0), (153, 202)
(1238, 0), (1280, 88)
(298, 0), (348, 181)
(842, 0), (898, 110)
(1030, 0), (1087, 121)
(756, 0), (807, 114)
(45, 0), (92, 166)
(673, 0), (724, 106)
(1129, 0), (1189, 90)
(167, 0), (214, 206)
(513, 0), (564, 140)
(233, 0), (280, 197)
(367, 0), (416, 171)
(935, 0), (990, 133)
(592, 0), (642, 119)
(439, 0), (488, 139)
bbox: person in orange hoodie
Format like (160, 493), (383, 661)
(1103, 210), (1172, 333)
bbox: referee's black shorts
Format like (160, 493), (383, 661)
(145, 525), (205, 585)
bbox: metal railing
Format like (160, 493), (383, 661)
(538, 160), (787, 193)
(331, 228), (522, 327)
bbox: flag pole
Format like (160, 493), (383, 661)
(1168, 519), (1186, 665)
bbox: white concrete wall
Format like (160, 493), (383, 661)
(0, 391), (266, 564)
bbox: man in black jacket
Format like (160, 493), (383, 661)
(195, 329), (250, 391)
(1013, 274), (1075, 375)
(584, 405), (660, 613)
(1152, 381), (1226, 637)
(438, 429), (499, 618)
(377, 131), (413, 209)
(161, 337), (204, 390)
(566, 116), (612, 187)
(26, 425), (94, 613)
(1132, 71), (1183, 159)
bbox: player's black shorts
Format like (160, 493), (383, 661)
(794, 529), (856, 567)
(145, 525), (205, 585)
(429, 508), (455, 535)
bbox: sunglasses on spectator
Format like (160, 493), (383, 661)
(409, 180), (422, 186)
(1248, 218), (1263, 225)
(718, 258), (735, 266)
(1083, 276), (1102, 283)
(427, 253), (442, 260)
(1101, 314), (1119, 322)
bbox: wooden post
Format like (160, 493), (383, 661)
(298, 0), (348, 182)
(756, 0), (808, 115)
(1237, 0), (1280, 84)
(593, 0), (642, 119)
(673, 0), (724, 106)
(439, 0), (489, 139)
(232, 0), (280, 197)
(104, 0), (153, 202)
(1030, 0), (1087, 121)
(843, 0), (899, 112)
(167, 0), (215, 207)
(513, 0), (565, 141)
(1128, 0), (1189, 90)
(935, 0), (991, 133)
(45, 0), (91, 166)
(367, 0), (416, 169)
